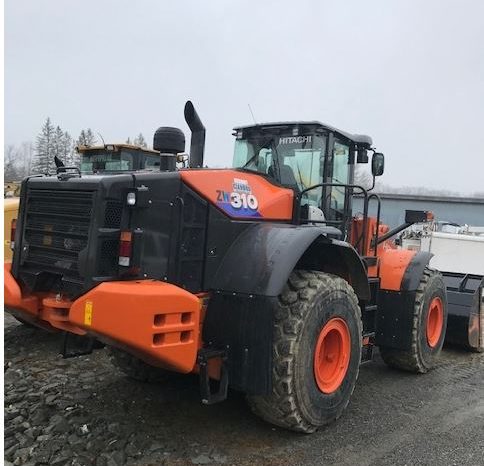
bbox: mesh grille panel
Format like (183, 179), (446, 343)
(22, 188), (94, 284)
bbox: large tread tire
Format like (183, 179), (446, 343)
(247, 270), (362, 433)
(379, 268), (447, 373)
(108, 347), (172, 383)
(13, 316), (38, 329)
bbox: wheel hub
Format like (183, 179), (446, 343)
(314, 317), (351, 394)
(426, 297), (444, 348)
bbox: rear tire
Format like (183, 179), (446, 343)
(247, 270), (362, 433)
(108, 347), (172, 383)
(379, 268), (447, 373)
(13, 316), (37, 329)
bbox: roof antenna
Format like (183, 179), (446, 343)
(97, 132), (105, 146)
(248, 104), (258, 125)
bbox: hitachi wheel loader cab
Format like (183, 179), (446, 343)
(6, 101), (468, 433)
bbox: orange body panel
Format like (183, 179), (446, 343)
(69, 281), (201, 373)
(4, 263), (202, 373)
(350, 217), (418, 291)
(180, 169), (294, 220)
(350, 216), (390, 256)
(4, 262), (39, 316)
(374, 246), (417, 291)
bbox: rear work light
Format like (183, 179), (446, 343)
(118, 231), (133, 266)
(10, 219), (17, 250)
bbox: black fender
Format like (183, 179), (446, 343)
(401, 251), (433, 291)
(210, 222), (370, 300)
(375, 251), (434, 350)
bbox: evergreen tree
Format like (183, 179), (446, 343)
(52, 126), (64, 162)
(61, 131), (76, 167)
(33, 117), (55, 174)
(126, 137), (132, 145)
(133, 133), (147, 148)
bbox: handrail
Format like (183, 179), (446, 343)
(368, 193), (382, 256)
(293, 182), (369, 255)
(56, 166), (81, 180)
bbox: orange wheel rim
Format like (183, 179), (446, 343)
(313, 317), (351, 394)
(426, 297), (444, 348)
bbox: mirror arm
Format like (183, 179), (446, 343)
(367, 175), (376, 192)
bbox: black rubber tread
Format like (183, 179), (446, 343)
(247, 270), (362, 433)
(379, 268), (447, 373)
(13, 316), (37, 329)
(108, 347), (172, 383)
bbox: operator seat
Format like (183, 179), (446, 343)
(267, 164), (300, 192)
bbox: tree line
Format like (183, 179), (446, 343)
(4, 117), (148, 181)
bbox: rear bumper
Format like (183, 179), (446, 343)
(4, 262), (202, 372)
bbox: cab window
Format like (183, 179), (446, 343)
(144, 155), (161, 169)
(233, 134), (326, 205)
(80, 150), (134, 173)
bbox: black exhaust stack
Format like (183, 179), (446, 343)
(184, 101), (205, 168)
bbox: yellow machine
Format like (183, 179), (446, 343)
(4, 198), (19, 260)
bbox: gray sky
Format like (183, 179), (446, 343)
(5, 0), (484, 194)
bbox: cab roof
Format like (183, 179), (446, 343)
(233, 121), (373, 147)
(76, 144), (159, 154)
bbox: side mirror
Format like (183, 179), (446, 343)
(371, 152), (384, 176)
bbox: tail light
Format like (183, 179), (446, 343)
(118, 231), (133, 266)
(10, 219), (17, 250)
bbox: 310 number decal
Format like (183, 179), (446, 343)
(216, 190), (259, 211)
(230, 192), (258, 210)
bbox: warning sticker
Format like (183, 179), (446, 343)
(84, 301), (93, 326)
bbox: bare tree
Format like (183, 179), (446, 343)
(4, 146), (19, 181)
(77, 129), (97, 147)
(133, 133), (147, 148)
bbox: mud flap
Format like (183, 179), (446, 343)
(443, 272), (483, 352)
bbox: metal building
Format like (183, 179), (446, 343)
(353, 193), (484, 228)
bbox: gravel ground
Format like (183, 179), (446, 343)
(4, 313), (484, 466)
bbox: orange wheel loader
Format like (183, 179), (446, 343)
(5, 102), (478, 433)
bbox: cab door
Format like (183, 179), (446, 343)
(325, 138), (352, 237)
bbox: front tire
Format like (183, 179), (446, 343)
(247, 271), (362, 433)
(379, 268), (448, 373)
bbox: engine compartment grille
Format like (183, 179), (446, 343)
(21, 189), (95, 292)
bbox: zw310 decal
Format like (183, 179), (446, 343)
(216, 190), (259, 210)
(215, 178), (261, 217)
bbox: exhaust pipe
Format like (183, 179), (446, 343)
(184, 101), (205, 168)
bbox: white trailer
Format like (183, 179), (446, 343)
(400, 222), (483, 351)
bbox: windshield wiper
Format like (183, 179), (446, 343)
(295, 161), (307, 190)
(241, 152), (260, 170)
